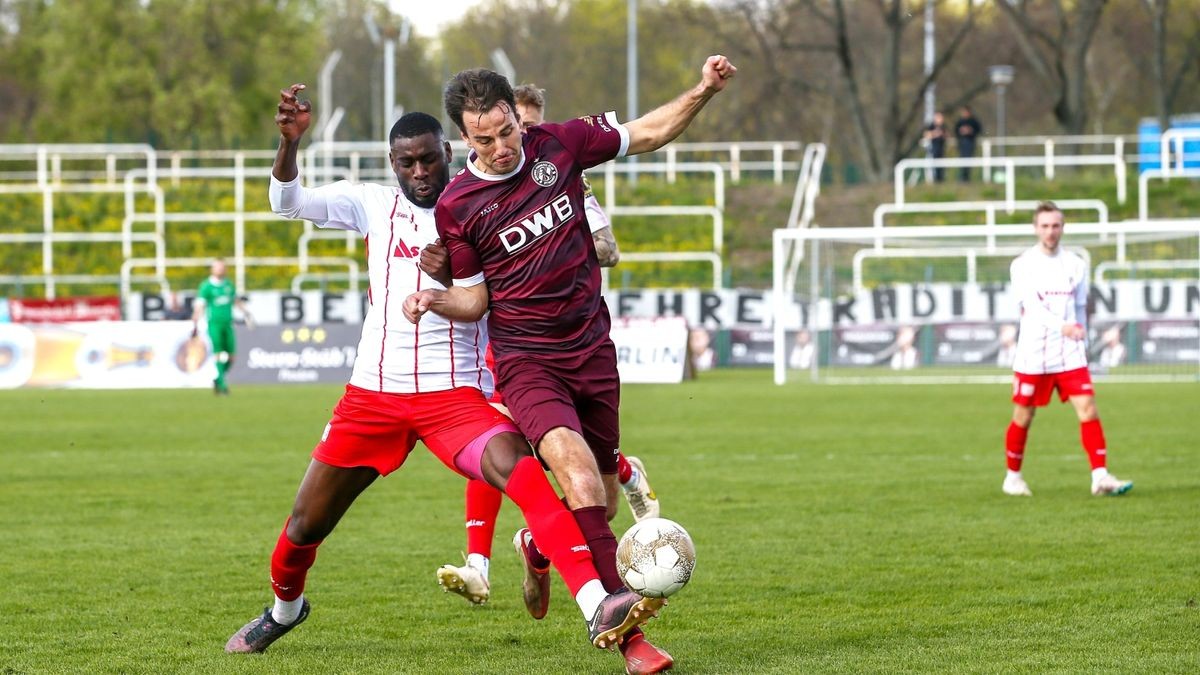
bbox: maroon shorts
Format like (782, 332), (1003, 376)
(313, 384), (517, 476)
(495, 342), (621, 474)
(1011, 367), (1095, 407)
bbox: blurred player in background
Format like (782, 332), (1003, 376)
(434, 83), (661, 619)
(191, 258), (253, 395)
(1002, 201), (1133, 498)
(224, 86), (663, 657)
(405, 54), (737, 674)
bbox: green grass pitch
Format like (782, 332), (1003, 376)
(1, 371), (1197, 673)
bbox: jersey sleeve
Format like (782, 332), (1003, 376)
(269, 175), (369, 236)
(543, 113), (630, 170)
(194, 280), (211, 308)
(1074, 257), (1090, 331)
(580, 174), (611, 234)
(435, 201), (486, 288)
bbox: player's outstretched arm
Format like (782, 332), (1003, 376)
(624, 55), (736, 156)
(273, 83), (312, 182)
(403, 284), (489, 324)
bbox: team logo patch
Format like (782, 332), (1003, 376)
(531, 160), (558, 187)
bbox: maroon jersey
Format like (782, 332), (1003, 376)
(436, 112), (629, 362)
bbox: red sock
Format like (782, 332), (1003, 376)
(616, 452), (632, 485)
(1005, 422), (1028, 472)
(465, 479), (503, 558)
(270, 519), (321, 601)
(1080, 419), (1108, 469)
(504, 457), (598, 595)
(573, 505), (623, 593)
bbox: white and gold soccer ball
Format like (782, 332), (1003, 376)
(616, 517), (696, 598)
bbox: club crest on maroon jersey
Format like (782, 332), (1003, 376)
(531, 160), (558, 187)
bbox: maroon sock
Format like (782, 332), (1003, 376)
(270, 519), (321, 601)
(573, 505), (623, 592)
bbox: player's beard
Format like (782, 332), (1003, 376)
(402, 168), (448, 209)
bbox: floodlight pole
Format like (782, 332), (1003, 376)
(989, 65), (1014, 158)
(923, 0), (935, 123)
(627, 0), (639, 182)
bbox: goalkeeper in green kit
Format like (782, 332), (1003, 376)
(191, 258), (253, 394)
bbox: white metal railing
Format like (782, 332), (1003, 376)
(1138, 168), (1200, 221)
(644, 141), (804, 184)
(781, 143), (827, 292)
(1159, 128), (1200, 176)
(602, 161), (726, 288)
(0, 143), (158, 187)
(1095, 259), (1200, 281)
(119, 256), (361, 299)
(851, 246), (1090, 294)
(872, 199), (1109, 251)
(894, 155), (1127, 206)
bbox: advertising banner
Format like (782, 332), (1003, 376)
(610, 317), (689, 384)
(0, 321), (211, 389)
(9, 296), (123, 322)
(229, 324), (360, 385)
(129, 282), (1199, 330)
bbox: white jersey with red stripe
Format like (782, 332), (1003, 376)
(269, 175), (494, 395)
(1010, 245), (1089, 374)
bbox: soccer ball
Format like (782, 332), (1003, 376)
(616, 517), (696, 598)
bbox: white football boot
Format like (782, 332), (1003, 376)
(1091, 474), (1133, 496)
(436, 561), (490, 605)
(623, 456), (661, 522)
(1002, 473), (1033, 497)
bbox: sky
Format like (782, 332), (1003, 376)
(390, 0), (489, 38)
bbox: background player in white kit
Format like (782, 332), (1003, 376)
(1003, 201), (1133, 497)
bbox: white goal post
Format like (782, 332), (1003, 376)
(772, 220), (1200, 384)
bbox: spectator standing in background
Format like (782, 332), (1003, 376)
(955, 105), (982, 182)
(923, 111), (947, 182)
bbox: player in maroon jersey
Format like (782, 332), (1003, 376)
(434, 83), (661, 620)
(404, 55), (736, 675)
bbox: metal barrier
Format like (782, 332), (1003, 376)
(893, 155), (1127, 206)
(601, 161), (725, 288)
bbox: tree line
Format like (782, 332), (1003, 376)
(1, 0), (1198, 181)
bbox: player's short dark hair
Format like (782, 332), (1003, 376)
(389, 112), (443, 145)
(1034, 200), (1062, 222)
(513, 84), (546, 112)
(443, 68), (516, 135)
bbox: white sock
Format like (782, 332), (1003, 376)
(466, 553), (490, 582)
(621, 468), (639, 491)
(1091, 467), (1109, 484)
(1006, 470), (1022, 481)
(574, 579), (608, 620)
(272, 594), (304, 625)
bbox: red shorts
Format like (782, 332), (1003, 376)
(495, 342), (621, 474)
(1011, 367), (1095, 407)
(313, 384), (517, 476)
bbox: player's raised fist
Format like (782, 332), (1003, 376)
(701, 55), (736, 94)
(276, 83), (312, 142)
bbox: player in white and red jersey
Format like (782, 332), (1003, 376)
(405, 55), (737, 674)
(1003, 201), (1133, 498)
(435, 84), (661, 622)
(224, 85), (664, 657)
